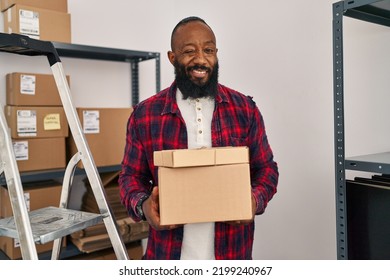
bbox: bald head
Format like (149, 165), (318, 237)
(170, 16), (215, 51)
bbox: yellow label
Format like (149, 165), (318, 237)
(43, 114), (61, 130)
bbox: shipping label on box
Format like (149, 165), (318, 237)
(155, 147), (252, 225)
(19, 8), (40, 39)
(20, 74), (36, 95)
(13, 140), (28, 160)
(16, 109), (37, 137)
(83, 110), (100, 134)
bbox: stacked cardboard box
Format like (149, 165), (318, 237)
(67, 107), (133, 168)
(0, 181), (66, 259)
(70, 172), (148, 254)
(4, 72), (70, 172)
(1, 0), (71, 43)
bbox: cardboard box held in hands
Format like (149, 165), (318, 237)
(154, 146), (252, 226)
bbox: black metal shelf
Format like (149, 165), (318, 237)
(343, 0), (390, 26)
(345, 152), (390, 173)
(0, 165), (121, 185)
(333, 0), (390, 260)
(52, 41), (160, 63)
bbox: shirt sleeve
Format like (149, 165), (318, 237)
(248, 101), (279, 215)
(118, 108), (153, 222)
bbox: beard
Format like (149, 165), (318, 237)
(174, 61), (219, 100)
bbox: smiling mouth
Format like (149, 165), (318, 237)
(188, 66), (210, 80)
(192, 68), (207, 78)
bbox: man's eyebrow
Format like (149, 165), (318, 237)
(204, 40), (216, 45)
(180, 40), (216, 47)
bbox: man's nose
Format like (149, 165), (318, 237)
(193, 50), (207, 64)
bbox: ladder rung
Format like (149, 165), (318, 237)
(0, 207), (103, 244)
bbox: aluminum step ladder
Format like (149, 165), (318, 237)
(0, 33), (129, 260)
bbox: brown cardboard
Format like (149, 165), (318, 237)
(154, 146), (249, 167)
(156, 147), (252, 225)
(5, 105), (69, 138)
(12, 137), (66, 172)
(70, 171), (148, 255)
(1, 0), (68, 12)
(82, 172), (128, 219)
(0, 182), (66, 259)
(6, 72), (70, 106)
(67, 107), (133, 168)
(3, 4), (71, 43)
(67, 240), (143, 260)
(70, 217), (148, 254)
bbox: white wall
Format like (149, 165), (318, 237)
(1, 0), (389, 260)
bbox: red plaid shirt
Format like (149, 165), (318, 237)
(119, 82), (278, 259)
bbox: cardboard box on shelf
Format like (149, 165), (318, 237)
(12, 137), (66, 172)
(6, 72), (70, 106)
(3, 4), (71, 43)
(0, 181), (66, 259)
(5, 105), (69, 139)
(67, 107), (133, 168)
(0, 0), (68, 12)
(154, 147), (253, 225)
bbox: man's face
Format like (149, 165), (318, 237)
(168, 21), (219, 98)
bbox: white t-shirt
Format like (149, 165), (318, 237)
(176, 89), (215, 260)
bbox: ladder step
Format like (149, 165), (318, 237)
(0, 207), (103, 244)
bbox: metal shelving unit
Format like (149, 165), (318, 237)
(0, 40), (161, 185)
(333, 0), (390, 259)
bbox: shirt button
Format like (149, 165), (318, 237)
(199, 130), (203, 134)
(197, 118), (201, 122)
(197, 107), (201, 111)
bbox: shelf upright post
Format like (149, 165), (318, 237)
(333, 0), (348, 260)
(131, 60), (140, 105)
(155, 53), (161, 93)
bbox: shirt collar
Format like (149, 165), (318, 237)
(161, 81), (228, 115)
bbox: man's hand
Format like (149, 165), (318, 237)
(142, 187), (182, 230)
(225, 193), (257, 226)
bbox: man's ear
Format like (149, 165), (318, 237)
(167, 51), (175, 65)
